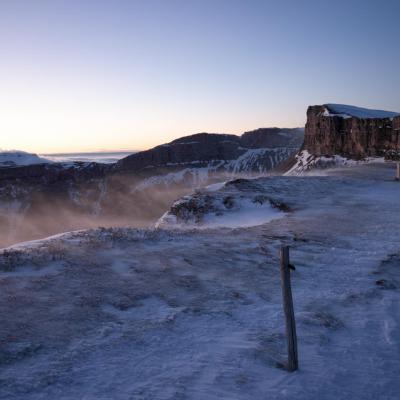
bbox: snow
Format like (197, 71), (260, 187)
(133, 148), (297, 192)
(227, 147), (296, 175)
(323, 104), (400, 119)
(157, 197), (284, 229)
(0, 151), (51, 167)
(132, 165), (223, 192)
(286, 150), (386, 175)
(190, 200), (282, 228)
(204, 182), (226, 192)
(156, 180), (285, 229)
(1, 163), (400, 399)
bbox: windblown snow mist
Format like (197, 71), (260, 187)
(0, 182), (193, 248)
(0, 156), (288, 248)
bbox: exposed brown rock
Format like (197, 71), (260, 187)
(304, 105), (400, 158)
(114, 129), (303, 173)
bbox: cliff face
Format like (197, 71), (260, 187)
(304, 104), (400, 158)
(114, 133), (242, 173)
(114, 129), (303, 173)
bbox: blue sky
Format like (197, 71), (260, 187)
(0, 0), (399, 152)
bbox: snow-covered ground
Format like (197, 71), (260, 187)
(0, 163), (399, 399)
(156, 179), (287, 229)
(285, 150), (386, 175)
(323, 104), (399, 119)
(0, 151), (51, 167)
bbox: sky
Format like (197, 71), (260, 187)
(0, 0), (399, 153)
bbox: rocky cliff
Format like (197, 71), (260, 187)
(114, 128), (303, 173)
(303, 104), (400, 158)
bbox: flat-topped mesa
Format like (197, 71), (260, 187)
(113, 133), (242, 173)
(114, 128), (304, 173)
(304, 104), (400, 159)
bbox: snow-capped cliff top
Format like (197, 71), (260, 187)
(0, 150), (51, 167)
(324, 104), (400, 119)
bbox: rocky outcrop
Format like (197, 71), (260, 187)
(156, 178), (289, 229)
(304, 104), (400, 158)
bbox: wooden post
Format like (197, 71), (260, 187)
(280, 246), (298, 371)
(396, 163), (400, 181)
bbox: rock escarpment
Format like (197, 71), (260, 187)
(114, 128), (303, 173)
(303, 104), (400, 159)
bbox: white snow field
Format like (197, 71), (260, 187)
(323, 104), (400, 119)
(0, 163), (400, 400)
(0, 151), (51, 167)
(285, 150), (386, 175)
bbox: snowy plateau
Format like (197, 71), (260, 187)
(0, 161), (399, 400)
(322, 103), (400, 119)
(0, 151), (51, 168)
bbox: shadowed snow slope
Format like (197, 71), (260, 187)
(0, 163), (400, 400)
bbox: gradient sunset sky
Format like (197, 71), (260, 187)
(1, 0), (399, 153)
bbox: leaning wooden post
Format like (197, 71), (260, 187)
(280, 246), (298, 371)
(396, 162), (400, 181)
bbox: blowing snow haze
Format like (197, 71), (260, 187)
(1, 0), (400, 399)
